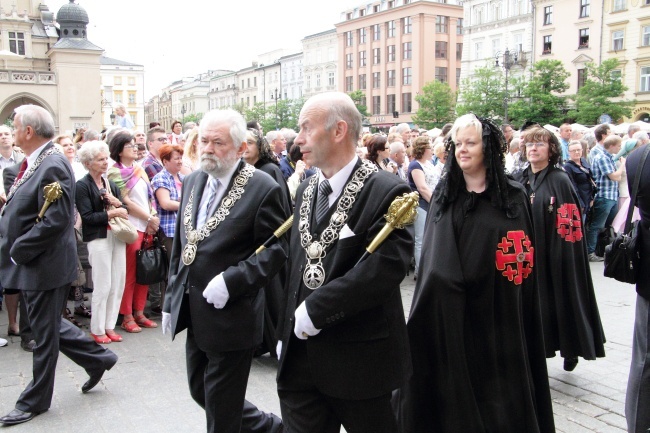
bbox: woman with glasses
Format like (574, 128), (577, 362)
(563, 140), (597, 221)
(76, 141), (128, 344)
(366, 134), (395, 173)
(243, 128), (291, 357)
(399, 114), (554, 433)
(516, 126), (605, 372)
(108, 130), (160, 334)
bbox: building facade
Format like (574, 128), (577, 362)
(100, 56), (144, 130)
(600, 0), (650, 122)
(279, 52), (304, 101)
(302, 29), (338, 100)
(336, 0), (464, 128)
(208, 71), (238, 110)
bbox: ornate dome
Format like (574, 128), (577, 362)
(56, 0), (89, 25)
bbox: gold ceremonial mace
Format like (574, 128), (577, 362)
(354, 191), (419, 266)
(251, 215), (294, 257)
(35, 182), (63, 223)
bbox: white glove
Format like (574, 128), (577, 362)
(203, 273), (229, 309)
(162, 312), (171, 335)
(294, 301), (320, 340)
(276, 340), (282, 360)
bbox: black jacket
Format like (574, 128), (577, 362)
(75, 174), (124, 243)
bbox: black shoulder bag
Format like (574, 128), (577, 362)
(136, 232), (169, 285)
(604, 145), (650, 284)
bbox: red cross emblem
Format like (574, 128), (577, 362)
(495, 230), (534, 285)
(556, 203), (582, 243)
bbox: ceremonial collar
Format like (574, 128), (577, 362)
(317, 155), (358, 206)
(26, 140), (52, 168)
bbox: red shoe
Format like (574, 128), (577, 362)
(90, 333), (111, 344)
(120, 318), (141, 333)
(134, 315), (158, 328)
(105, 330), (123, 342)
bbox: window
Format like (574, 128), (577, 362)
(373, 48), (381, 64)
(577, 69), (587, 90)
(580, 0), (590, 18)
(387, 45), (396, 62)
(643, 26), (650, 46)
(403, 17), (412, 34)
(345, 76), (353, 92)
(475, 7), (484, 25)
(436, 41), (448, 58)
(128, 77), (136, 86)
(387, 20), (396, 38)
(305, 75), (311, 88)
(372, 96), (381, 115)
(359, 51), (367, 67)
(128, 92), (136, 104)
(388, 0), (394, 7)
(544, 6), (552, 25)
(493, 2), (501, 20)
(579, 28), (589, 48)
(114, 91), (123, 104)
(247, 78), (251, 87)
(456, 43), (463, 60)
(513, 33), (523, 53)
(254, 77), (257, 87)
(611, 69), (622, 82)
(543, 35), (552, 54)
(346, 31), (353, 46)
(359, 74), (367, 90)
(492, 38), (501, 57)
(373, 24), (381, 40)
(457, 68), (461, 84)
(436, 16), (448, 33)
(403, 67), (412, 85)
(346, 53), (353, 69)
(373, 72), (381, 88)
(435, 67), (448, 83)
(358, 28), (367, 44)
(374, 4), (380, 12)
(387, 94), (396, 115)
(612, 30), (624, 51)
(613, 0), (626, 11)
(457, 18), (464, 35)
(8, 32), (25, 55)
(114, 76), (123, 86)
(387, 70), (396, 87)
(641, 67), (650, 92)
(316, 74), (321, 87)
(359, 8), (365, 17)
(474, 42), (483, 60)
(403, 42), (412, 60)
(402, 92), (412, 113)
(241, 79), (245, 88)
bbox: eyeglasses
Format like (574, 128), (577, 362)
(524, 142), (548, 148)
(569, 149), (582, 153)
(155, 137), (169, 143)
(123, 143), (137, 149)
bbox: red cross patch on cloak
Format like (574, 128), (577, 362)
(495, 230), (534, 285)
(556, 203), (582, 243)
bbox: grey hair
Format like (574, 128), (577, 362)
(200, 109), (247, 146)
(395, 123), (410, 134)
(510, 138), (520, 152)
(582, 132), (597, 150)
(281, 128), (297, 142)
(629, 124), (641, 135)
(389, 141), (405, 155)
(633, 131), (649, 143)
(449, 113), (483, 144)
(77, 140), (109, 165)
(84, 129), (100, 141)
(266, 130), (281, 142)
(13, 105), (55, 139)
(433, 141), (446, 159)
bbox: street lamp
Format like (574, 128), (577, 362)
(494, 48), (526, 123)
(109, 112), (116, 125)
(180, 104), (186, 124)
(273, 88), (280, 130)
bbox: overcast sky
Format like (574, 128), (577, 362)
(47, 0), (357, 99)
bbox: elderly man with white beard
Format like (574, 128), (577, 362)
(162, 109), (288, 433)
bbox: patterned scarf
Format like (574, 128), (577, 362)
(107, 162), (154, 207)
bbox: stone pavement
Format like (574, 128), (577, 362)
(0, 261), (638, 432)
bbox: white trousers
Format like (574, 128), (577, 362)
(87, 230), (126, 335)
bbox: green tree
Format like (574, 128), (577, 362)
(507, 59), (570, 126)
(183, 113), (203, 124)
(348, 90), (370, 118)
(456, 65), (505, 119)
(412, 80), (456, 129)
(231, 102), (248, 116)
(245, 103), (272, 131)
(567, 58), (635, 124)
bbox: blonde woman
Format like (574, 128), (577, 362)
(182, 128), (200, 174)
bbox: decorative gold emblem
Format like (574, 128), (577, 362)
(36, 182), (63, 223)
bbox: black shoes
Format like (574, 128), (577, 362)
(82, 356), (118, 393)
(0, 408), (39, 426)
(20, 339), (36, 352)
(563, 357), (579, 372)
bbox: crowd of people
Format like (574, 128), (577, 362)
(0, 95), (648, 433)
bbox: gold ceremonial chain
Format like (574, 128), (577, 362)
(36, 182), (63, 223)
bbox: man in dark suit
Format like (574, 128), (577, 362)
(162, 109), (287, 433)
(0, 105), (118, 426)
(276, 92), (413, 433)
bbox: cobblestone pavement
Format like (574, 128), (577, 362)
(0, 261), (637, 432)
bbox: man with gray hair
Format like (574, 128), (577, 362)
(163, 108), (287, 433)
(633, 130), (650, 145)
(388, 140), (407, 180)
(277, 92), (413, 432)
(266, 130), (287, 160)
(0, 105), (117, 426)
(628, 124), (641, 139)
(395, 122), (411, 145)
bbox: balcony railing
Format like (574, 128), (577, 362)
(0, 70), (56, 84)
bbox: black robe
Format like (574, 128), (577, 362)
(518, 166), (606, 360)
(400, 181), (555, 433)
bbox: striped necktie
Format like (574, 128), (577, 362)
(315, 179), (332, 224)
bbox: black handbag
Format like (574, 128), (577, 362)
(604, 145), (650, 284)
(135, 233), (169, 285)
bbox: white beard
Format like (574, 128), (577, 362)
(200, 150), (240, 178)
